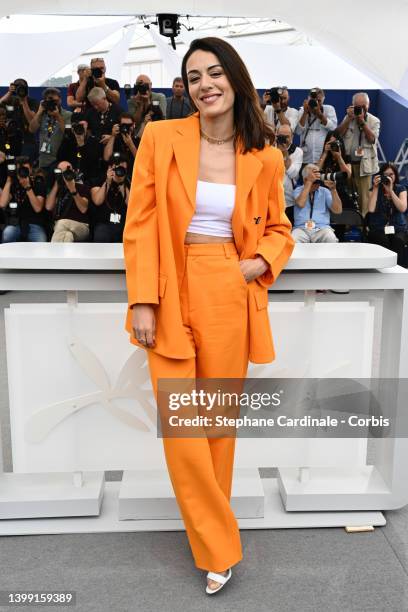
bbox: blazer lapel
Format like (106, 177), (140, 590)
(172, 113), (200, 212)
(232, 148), (263, 253)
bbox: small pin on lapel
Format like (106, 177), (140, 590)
(254, 216), (261, 224)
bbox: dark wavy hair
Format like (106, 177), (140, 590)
(181, 37), (275, 153)
(379, 162), (400, 184)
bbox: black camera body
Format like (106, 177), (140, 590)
(15, 84), (28, 98)
(270, 87), (283, 105)
(124, 84), (132, 100)
(43, 98), (58, 113)
(7, 163), (17, 177)
(114, 165), (126, 178)
(380, 174), (391, 185)
(354, 105), (363, 116)
(72, 123), (85, 136)
(134, 82), (150, 96)
(17, 165), (30, 179)
(119, 123), (131, 135)
(91, 67), (103, 79)
(276, 134), (288, 145)
(308, 88), (319, 110)
(329, 140), (341, 152)
(150, 101), (163, 121)
(54, 167), (76, 185)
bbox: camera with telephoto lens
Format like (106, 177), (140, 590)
(17, 165), (30, 179)
(113, 165), (126, 178)
(150, 101), (163, 121)
(62, 167), (76, 182)
(134, 82), (149, 96)
(354, 105), (363, 116)
(72, 122), (85, 136)
(43, 98), (58, 112)
(124, 84), (132, 100)
(276, 134), (288, 146)
(329, 140), (341, 152)
(15, 83), (28, 98)
(91, 67), (103, 79)
(119, 123), (131, 135)
(380, 174), (391, 185)
(270, 87), (283, 105)
(320, 171), (348, 183)
(308, 88), (319, 110)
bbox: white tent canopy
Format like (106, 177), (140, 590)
(0, 1), (406, 96)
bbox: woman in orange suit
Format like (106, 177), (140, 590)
(123, 37), (295, 595)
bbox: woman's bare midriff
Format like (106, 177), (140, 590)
(184, 232), (234, 244)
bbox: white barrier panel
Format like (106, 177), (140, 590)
(5, 301), (373, 474)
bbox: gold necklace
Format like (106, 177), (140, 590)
(200, 128), (235, 145)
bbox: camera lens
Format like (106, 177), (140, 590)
(114, 166), (126, 178)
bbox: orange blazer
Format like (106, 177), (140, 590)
(123, 112), (295, 363)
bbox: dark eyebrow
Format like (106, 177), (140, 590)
(187, 64), (223, 76)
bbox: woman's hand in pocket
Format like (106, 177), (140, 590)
(131, 304), (156, 348)
(239, 255), (269, 283)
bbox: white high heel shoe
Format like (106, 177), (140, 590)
(205, 567), (232, 595)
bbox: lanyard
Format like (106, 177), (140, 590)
(309, 191), (316, 220)
(301, 114), (318, 147)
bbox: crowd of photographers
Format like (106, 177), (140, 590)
(0, 64), (406, 264)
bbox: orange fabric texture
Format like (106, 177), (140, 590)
(147, 242), (249, 572)
(123, 112), (295, 363)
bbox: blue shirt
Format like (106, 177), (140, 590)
(293, 185), (333, 229)
(368, 184), (407, 233)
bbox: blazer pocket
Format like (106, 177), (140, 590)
(254, 289), (269, 310)
(159, 274), (167, 298)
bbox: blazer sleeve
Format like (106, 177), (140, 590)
(123, 121), (159, 306)
(255, 152), (295, 287)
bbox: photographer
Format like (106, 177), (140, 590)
(0, 79), (39, 162)
(75, 57), (120, 109)
(90, 154), (129, 242)
(85, 88), (122, 143)
(263, 87), (299, 132)
(29, 88), (72, 185)
(67, 64), (90, 111)
(275, 124), (303, 209)
(296, 87), (337, 164)
(366, 163), (407, 265)
(103, 113), (138, 177)
(45, 161), (90, 242)
(0, 106), (23, 183)
(317, 130), (355, 209)
(292, 164), (342, 243)
(337, 92), (380, 217)
(166, 77), (192, 119)
(57, 116), (102, 184)
(127, 74), (167, 128)
(0, 157), (48, 243)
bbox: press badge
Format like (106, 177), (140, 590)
(355, 146), (364, 157)
(305, 220), (316, 230)
(110, 213), (121, 224)
(384, 225), (395, 234)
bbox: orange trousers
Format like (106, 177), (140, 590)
(147, 242), (250, 572)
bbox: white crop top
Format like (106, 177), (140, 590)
(186, 180), (236, 237)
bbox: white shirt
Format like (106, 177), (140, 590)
(295, 104), (337, 163)
(283, 146), (303, 208)
(187, 180), (236, 237)
(264, 105), (299, 133)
